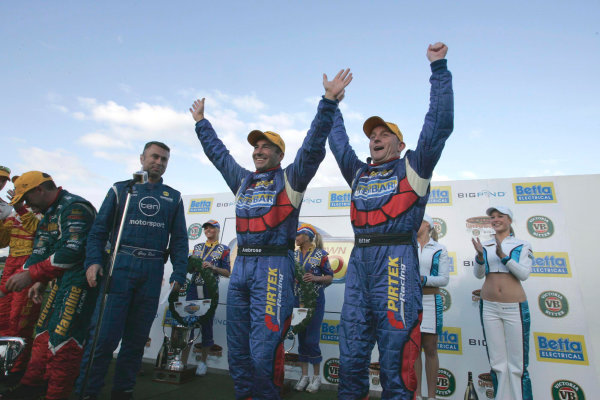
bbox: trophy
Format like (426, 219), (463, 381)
(153, 255), (218, 384)
(0, 337), (26, 376)
(165, 299), (212, 371)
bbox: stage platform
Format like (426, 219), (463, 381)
(2, 360), (348, 399)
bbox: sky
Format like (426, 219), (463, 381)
(1, 1), (599, 210)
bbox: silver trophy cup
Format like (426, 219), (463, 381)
(0, 337), (26, 376)
(166, 325), (194, 371)
(165, 299), (212, 371)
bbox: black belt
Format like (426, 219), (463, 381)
(237, 243), (292, 257)
(119, 245), (165, 259)
(354, 232), (413, 247)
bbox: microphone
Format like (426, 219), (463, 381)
(132, 170), (148, 184)
(128, 171), (148, 188)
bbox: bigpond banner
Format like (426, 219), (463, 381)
(146, 174), (600, 399)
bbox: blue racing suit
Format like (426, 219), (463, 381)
(294, 247), (333, 365)
(195, 97), (337, 399)
(186, 241), (231, 347)
(328, 59), (453, 399)
(77, 178), (188, 396)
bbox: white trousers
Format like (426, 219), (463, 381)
(480, 300), (532, 400)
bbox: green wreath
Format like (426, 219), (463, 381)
(291, 261), (320, 334)
(168, 256), (219, 327)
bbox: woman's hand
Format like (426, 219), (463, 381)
(495, 236), (507, 259)
(471, 237), (484, 262)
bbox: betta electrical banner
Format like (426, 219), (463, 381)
(147, 175), (600, 398)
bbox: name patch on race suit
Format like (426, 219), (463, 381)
(265, 266), (284, 332)
(354, 177), (398, 200)
(237, 189), (277, 209)
(387, 256), (407, 329)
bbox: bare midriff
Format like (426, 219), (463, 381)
(481, 272), (526, 303)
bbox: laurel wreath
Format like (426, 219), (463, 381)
(291, 261), (320, 334)
(168, 256), (219, 327)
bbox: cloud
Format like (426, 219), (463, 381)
(79, 133), (131, 149)
(51, 104), (69, 113)
(118, 83), (132, 94)
(213, 91), (267, 113)
(460, 171), (478, 179)
(232, 95), (267, 113)
(16, 147), (99, 184)
(74, 98), (194, 149)
(526, 169), (565, 177)
(432, 171), (452, 181)
(253, 112), (301, 131)
(14, 146), (111, 208)
(7, 137), (27, 144)
(338, 102), (365, 122)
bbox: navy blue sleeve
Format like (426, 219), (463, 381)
(168, 195), (189, 285)
(284, 97), (338, 192)
(407, 59), (454, 179)
(195, 119), (251, 194)
(327, 108), (365, 186)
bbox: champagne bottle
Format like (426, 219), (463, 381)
(155, 335), (170, 368)
(464, 371), (479, 400)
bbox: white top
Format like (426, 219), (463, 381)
(474, 235), (533, 281)
(418, 238), (450, 287)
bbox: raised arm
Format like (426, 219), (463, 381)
(191, 98), (250, 194)
(328, 108), (364, 186)
(286, 69), (352, 191)
(407, 42), (454, 181)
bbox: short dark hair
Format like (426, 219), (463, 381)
(143, 141), (170, 153)
(40, 180), (57, 191)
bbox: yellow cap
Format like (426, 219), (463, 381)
(10, 171), (53, 205)
(247, 130), (285, 154)
(363, 116), (403, 142)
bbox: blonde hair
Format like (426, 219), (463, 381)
(430, 224), (438, 242)
(313, 231), (324, 249)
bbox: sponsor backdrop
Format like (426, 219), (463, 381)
(145, 175), (599, 399)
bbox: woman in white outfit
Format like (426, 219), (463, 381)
(471, 206), (533, 400)
(414, 214), (450, 400)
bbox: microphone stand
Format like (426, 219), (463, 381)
(79, 171), (147, 398)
